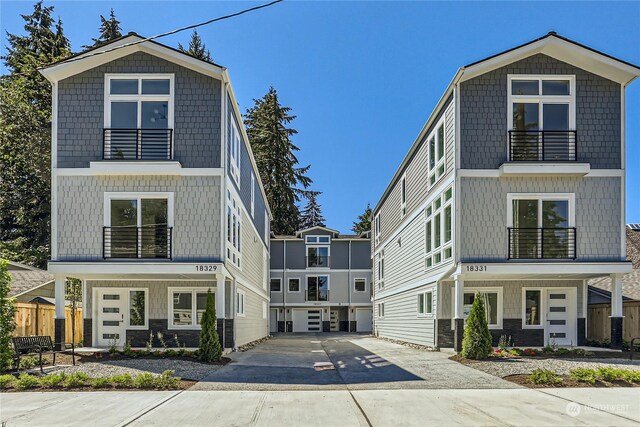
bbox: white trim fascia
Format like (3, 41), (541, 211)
(621, 84), (627, 259)
(48, 262), (226, 278)
(458, 261), (633, 279)
(221, 81), (228, 264)
(56, 164), (224, 176)
(454, 84), (461, 265)
(271, 269), (372, 273)
(458, 169), (623, 178)
(12, 280), (55, 300)
(51, 81), (58, 260)
(499, 163), (590, 177)
(296, 226), (340, 237)
(270, 302), (372, 307)
(373, 173), (455, 257)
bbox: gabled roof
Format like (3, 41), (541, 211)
(295, 226), (340, 238)
(6, 262), (54, 298)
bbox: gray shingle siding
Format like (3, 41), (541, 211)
(57, 51), (222, 168)
(460, 53), (621, 169)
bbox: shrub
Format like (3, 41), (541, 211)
(556, 348), (570, 356)
(523, 348), (537, 356)
(92, 377), (112, 388)
(542, 345), (555, 355)
(164, 349), (177, 357)
(155, 370), (180, 389)
(152, 350), (162, 357)
(460, 293), (492, 360)
(622, 370), (640, 383)
(40, 372), (66, 388)
(123, 340), (134, 357)
(570, 368), (597, 384)
(0, 260), (17, 372)
(498, 335), (511, 351)
(63, 372), (90, 388)
(530, 369), (562, 385)
(596, 367), (626, 382)
(509, 348), (523, 356)
(110, 373), (133, 388)
(133, 372), (156, 389)
(199, 290), (222, 363)
(14, 373), (40, 390)
(0, 374), (16, 389)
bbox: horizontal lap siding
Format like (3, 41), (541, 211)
(228, 209), (269, 295)
(376, 284), (437, 346)
(235, 284), (268, 346)
(383, 212), (425, 290)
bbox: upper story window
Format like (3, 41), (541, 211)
(374, 214), (381, 246)
(305, 235), (330, 244)
(270, 278), (282, 293)
(104, 74), (174, 161)
(226, 190), (242, 268)
(229, 118), (241, 184)
(377, 251), (385, 290)
(425, 186), (453, 269)
(427, 121), (446, 187)
(307, 246), (330, 268)
(400, 175), (407, 217)
(507, 75), (576, 162)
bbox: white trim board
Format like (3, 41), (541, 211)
(457, 169), (623, 178)
(56, 164), (224, 176)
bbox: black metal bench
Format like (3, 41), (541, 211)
(12, 336), (58, 373)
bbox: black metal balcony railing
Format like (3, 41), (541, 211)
(306, 256), (330, 268)
(508, 130), (577, 162)
(103, 226), (173, 259)
(508, 227), (576, 260)
(103, 129), (173, 160)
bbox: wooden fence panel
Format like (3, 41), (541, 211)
(13, 303), (83, 344)
(587, 301), (640, 341)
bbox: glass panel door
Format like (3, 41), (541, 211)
(307, 277), (318, 301)
(140, 199), (168, 258)
(110, 102), (138, 159)
(512, 103), (539, 160)
(141, 101), (170, 159)
(318, 276), (329, 301)
(512, 199), (538, 258)
(542, 200), (569, 258)
(110, 200), (138, 258)
(542, 104), (570, 161)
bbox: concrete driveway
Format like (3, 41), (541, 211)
(192, 333), (516, 390)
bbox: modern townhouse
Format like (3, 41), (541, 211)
(40, 33), (272, 351)
(270, 226), (372, 333)
(372, 33), (639, 351)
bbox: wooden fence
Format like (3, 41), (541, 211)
(587, 301), (640, 341)
(13, 302), (83, 344)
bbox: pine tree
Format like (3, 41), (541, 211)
(178, 30), (212, 62)
(352, 203), (372, 234)
(0, 260), (17, 371)
(198, 291), (222, 362)
(85, 8), (122, 49)
(461, 293), (493, 359)
(300, 192), (325, 229)
(0, 1), (71, 268)
(245, 87), (313, 235)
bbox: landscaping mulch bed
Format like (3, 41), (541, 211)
(1, 379), (198, 392)
(504, 374), (639, 388)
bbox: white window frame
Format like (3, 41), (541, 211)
(104, 74), (175, 131)
(354, 278), (367, 293)
(250, 172), (255, 218)
(288, 278), (301, 293)
(236, 290), (246, 317)
(427, 117), (447, 188)
(522, 287), (545, 330)
(506, 193), (575, 228)
(305, 275), (330, 302)
(229, 118), (241, 185)
(377, 252), (384, 290)
(306, 245), (330, 268)
(400, 174), (407, 217)
(168, 287), (215, 330)
(270, 278), (282, 293)
(424, 185), (453, 271)
(126, 288), (149, 330)
(104, 192), (175, 228)
(374, 214), (381, 246)
(226, 190), (242, 268)
(305, 235), (331, 244)
(417, 289), (434, 317)
(377, 302), (385, 318)
(452, 287), (503, 330)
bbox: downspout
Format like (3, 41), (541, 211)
(348, 240), (352, 331)
(283, 239), (287, 331)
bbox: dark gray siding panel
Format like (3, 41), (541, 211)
(284, 241), (306, 270)
(330, 241), (349, 269)
(270, 240), (284, 269)
(460, 54), (621, 169)
(57, 51), (221, 168)
(351, 240), (373, 270)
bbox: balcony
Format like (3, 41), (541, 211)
(103, 129), (173, 160)
(103, 226), (173, 259)
(508, 227), (576, 260)
(306, 256), (330, 268)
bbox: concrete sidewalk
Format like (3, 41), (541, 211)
(2, 388), (638, 426)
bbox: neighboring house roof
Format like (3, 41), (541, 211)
(587, 227), (640, 302)
(6, 261), (54, 299)
(373, 32), (640, 215)
(273, 226), (371, 240)
(295, 226), (341, 237)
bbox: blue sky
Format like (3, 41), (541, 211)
(2, 1), (639, 233)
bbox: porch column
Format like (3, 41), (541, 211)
(216, 275), (226, 348)
(453, 276), (465, 352)
(54, 276), (66, 350)
(610, 273), (624, 349)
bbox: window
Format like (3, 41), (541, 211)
(417, 290), (433, 316)
(169, 288), (213, 328)
(128, 289), (147, 328)
(104, 193), (173, 259)
(427, 119), (447, 187)
(307, 246), (329, 268)
(457, 289), (503, 329)
(523, 289), (542, 327)
(306, 236), (331, 244)
(425, 186), (453, 269)
(354, 278), (366, 293)
(400, 175), (407, 217)
(377, 303), (385, 318)
(236, 291), (245, 316)
(306, 276), (328, 301)
(270, 278), (282, 293)
(250, 172), (255, 218)
(288, 278), (300, 292)
(374, 214), (381, 245)
(227, 191), (242, 267)
(229, 118), (241, 184)
(377, 252), (385, 289)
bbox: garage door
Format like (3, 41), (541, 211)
(292, 309), (323, 332)
(356, 308), (372, 332)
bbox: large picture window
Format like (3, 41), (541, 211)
(426, 120), (446, 187)
(306, 276), (329, 301)
(227, 191), (242, 268)
(425, 186), (453, 269)
(169, 288), (213, 329)
(456, 288), (503, 329)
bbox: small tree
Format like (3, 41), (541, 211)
(299, 191), (325, 229)
(0, 260), (17, 371)
(198, 290), (221, 362)
(461, 293), (493, 359)
(178, 30), (212, 62)
(352, 203), (372, 234)
(66, 278), (82, 365)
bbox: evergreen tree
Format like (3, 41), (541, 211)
(352, 203), (372, 234)
(245, 87), (313, 235)
(198, 291), (222, 362)
(300, 192), (325, 229)
(85, 8), (122, 49)
(178, 30), (212, 62)
(0, 260), (17, 371)
(461, 293), (493, 359)
(0, 1), (71, 268)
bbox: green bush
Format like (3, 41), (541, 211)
(198, 290), (222, 363)
(622, 370), (640, 383)
(14, 373), (40, 390)
(63, 372), (90, 388)
(556, 348), (570, 356)
(111, 373), (134, 388)
(509, 348), (523, 356)
(40, 372), (66, 388)
(596, 367), (627, 382)
(542, 345), (555, 355)
(133, 372), (156, 389)
(164, 349), (177, 357)
(92, 377), (112, 388)
(460, 293), (492, 360)
(0, 374), (16, 389)
(19, 355), (46, 370)
(0, 260), (17, 372)
(570, 368), (598, 384)
(154, 370), (180, 389)
(529, 369), (562, 385)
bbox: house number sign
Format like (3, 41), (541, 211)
(465, 265), (487, 272)
(195, 265), (217, 272)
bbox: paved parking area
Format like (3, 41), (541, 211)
(192, 333), (517, 390)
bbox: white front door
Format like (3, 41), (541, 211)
(270, 309), (278, 333)
(330, 310), (339, 331)
(96, 289), (128, 347)
(546, 289), (575, 346)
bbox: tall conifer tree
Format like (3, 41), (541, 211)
(300, 192), (325, 229)
(245, 87), (313, 235)
(178, 30), (212, 62)
(85, 8), (122, 48)
(352, 204), (372, 234)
